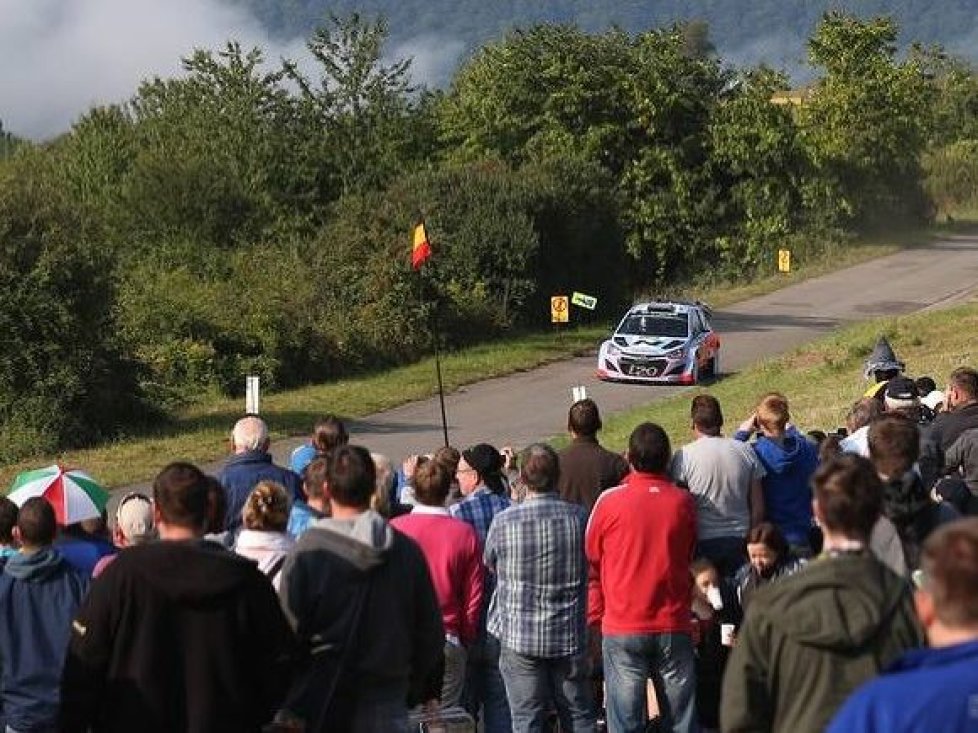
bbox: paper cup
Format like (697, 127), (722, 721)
(721, 624), (736, 647)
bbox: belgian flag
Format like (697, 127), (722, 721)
(412, 220), (432, 270)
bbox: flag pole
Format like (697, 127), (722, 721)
(413, 217), (450, 447)
(433, 334), (450, 448)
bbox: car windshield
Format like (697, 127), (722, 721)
(618, 313), (689, 338)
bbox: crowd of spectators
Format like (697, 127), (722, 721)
(0, 355), (977, 732)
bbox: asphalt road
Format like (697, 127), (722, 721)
(115, 232), (978, 505)
(318, 233), (978, 460)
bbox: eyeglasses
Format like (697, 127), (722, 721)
(456, 467), (476, 475)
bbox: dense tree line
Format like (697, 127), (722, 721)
(1, 12), (976, 460)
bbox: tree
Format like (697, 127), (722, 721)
(801, 12), (934, 227)
(619, 26), (727, 282)
(0, 148), (150, 459)
(922, 139), (978, 217)
(438, 25), (637, 173)
(118, 42), (297, 249)
(916, 49), (978, 147)
(284, 14), (425, 199)
(709, 67), (809, 272)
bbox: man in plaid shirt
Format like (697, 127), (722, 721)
(450, 444), (512, 732)
(485, 444), (595, 732)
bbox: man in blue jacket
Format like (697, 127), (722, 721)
(0, 497), (88, 733)
(735, 392), (819, 557)
(828, 517), (978, 733)
(217, 415), (302, 533)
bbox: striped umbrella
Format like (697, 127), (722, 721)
(7, 465), (109, 525)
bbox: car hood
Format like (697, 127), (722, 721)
(611, 335), (688, 353)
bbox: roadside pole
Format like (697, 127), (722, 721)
(245, 376), (260, 414)
(413, 217), (450, 447)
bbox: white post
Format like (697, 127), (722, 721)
(245, 375), (260, 414)
(571, 385), (588, 403)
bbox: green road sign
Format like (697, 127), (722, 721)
(571, 291), (597, 310)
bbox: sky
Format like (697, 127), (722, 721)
(0, 0), (464, 140)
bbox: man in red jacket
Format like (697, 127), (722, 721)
(586, 422), (697, 733)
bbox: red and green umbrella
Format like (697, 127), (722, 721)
(7, 465), (109, 525)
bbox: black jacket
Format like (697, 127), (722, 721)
(882, 470), (959, 571)
(60, 540), (296, 733)
(919, 402), (978, 489)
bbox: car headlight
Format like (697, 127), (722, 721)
(606, 343), (621, 356)
(670, 347), (688, 360)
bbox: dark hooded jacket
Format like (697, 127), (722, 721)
(721, 552), (924, 733)
(60, 539), (296, 733)
(882, 470), (958, 571)
(919, 402), (978, 489)
(0, 548), (88, 731)
(278, 510), (444, 725)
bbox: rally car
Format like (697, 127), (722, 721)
(596, 301), (720, 384)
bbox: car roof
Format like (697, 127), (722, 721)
(625, 300), (703, 316)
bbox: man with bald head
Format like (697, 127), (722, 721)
(217, 415), (303, 533)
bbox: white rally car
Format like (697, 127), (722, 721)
(596, 301), (721, 384)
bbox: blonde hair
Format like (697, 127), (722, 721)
(757, 392), (790, 434)
(370, 452), (395, 517)
(242, 481), (290, 532)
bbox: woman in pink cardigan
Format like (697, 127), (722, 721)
(391, 458), (484, 708)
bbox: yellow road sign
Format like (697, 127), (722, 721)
(778, 249), (791, 273)
(551, 295), (569, 323)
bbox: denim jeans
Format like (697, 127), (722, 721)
(442, 639), (467, 709)
(602, 632), (698, 733)
(463, 634), (512, 733)
(499, 646), (596, 733)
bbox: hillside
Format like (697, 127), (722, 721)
(237, 0), (978, 81)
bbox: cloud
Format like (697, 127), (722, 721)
(389, 35), (468, 89)
(723, 33), (810, 80)
(0, 0), (305, 140)
(946, 28), (978, 62)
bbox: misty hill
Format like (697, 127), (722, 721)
(238, 0), (978, 80)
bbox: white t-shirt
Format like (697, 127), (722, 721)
(670, 436), (766, 541)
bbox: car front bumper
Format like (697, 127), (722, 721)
(596, 353), (695, 384)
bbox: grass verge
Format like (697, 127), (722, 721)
(586, 298), (978, 455)
(0, 223), (969, 490)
